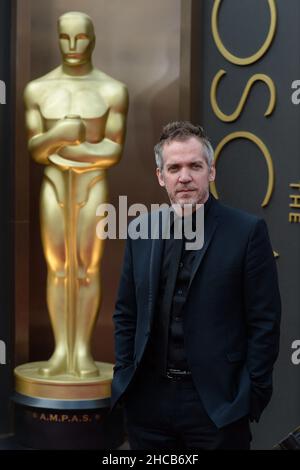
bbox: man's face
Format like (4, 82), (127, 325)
(58, 17), (95, 66)
(156, 137), (216, 207)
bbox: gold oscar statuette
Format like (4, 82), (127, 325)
(15, 11), (129, 402)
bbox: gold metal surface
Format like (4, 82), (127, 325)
(210, 131), (274, 208)
(15, 362), (112, 400)
(23, 11), (128, 381)
(210, 70), (276, 122)
(211, 0), (277, 66)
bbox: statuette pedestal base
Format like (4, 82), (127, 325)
(13, 362), (124, 450)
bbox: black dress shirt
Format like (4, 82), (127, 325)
(143, 194), (212, 375)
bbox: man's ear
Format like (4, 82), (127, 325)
(156, 167), (165, 187)
(209, 164), (216, 182)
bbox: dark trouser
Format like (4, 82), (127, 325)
(124, 370), (252, 450)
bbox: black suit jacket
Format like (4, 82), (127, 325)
(112, 196), (281, 428)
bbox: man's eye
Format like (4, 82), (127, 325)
(59, 34), (69, 40)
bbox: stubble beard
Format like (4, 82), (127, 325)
(169, 188), (209, 209)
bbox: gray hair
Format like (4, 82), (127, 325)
(154, 121), (214, 171)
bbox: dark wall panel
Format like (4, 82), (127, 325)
(0, 0), (15, 434)
(193, 0), (300, 449)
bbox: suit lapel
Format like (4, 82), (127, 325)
(188, 198), (219, 289)
(148, 207), (169, 323)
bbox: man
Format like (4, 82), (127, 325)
(112, 121), (281, 449)
(24, 11), (128, 378)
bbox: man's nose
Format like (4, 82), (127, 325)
(179, 169), (192, 182)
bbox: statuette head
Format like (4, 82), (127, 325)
(58, 12), (95, 66)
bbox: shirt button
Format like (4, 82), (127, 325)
(175, 316), (181, 321)
(177, 289), (183, 295)
(179, 262), (184, 269)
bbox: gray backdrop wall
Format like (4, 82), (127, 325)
(194, 0), (300, 449)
